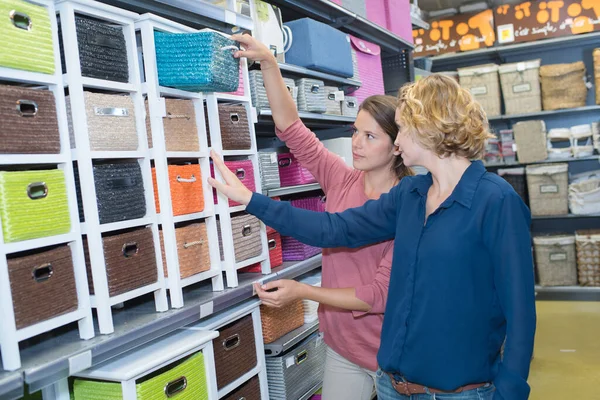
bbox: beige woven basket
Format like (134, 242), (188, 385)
(498, 59), (541, 115)
(568, 178), (600, 215)
(457, 64), (501, 117)
(526, 163), (569, 216)
(594, 48), (599, 105)
(513, 120), (548, 163)
(146, 98), (199, 152)
(575, 230), (600, 286)
(533, 234), (577, 286)
(260, 299), (304, 344)
(539, 61), (587, 110)
(160, 221), (211, 279)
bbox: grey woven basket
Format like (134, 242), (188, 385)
(218, 213), (262, 262)
(533, 235), (577, 286)
(92, 161), (147, 224)
(342, 96), (359, 117)
(258, 152), (281, 191)
(526, 163), (569, 216)
(324, 86), (342, 115)
(145, 98), (199, 152)
(248, 71), (296, 110)
(296, 78), (327, 113)
(58, 15), (129, 83)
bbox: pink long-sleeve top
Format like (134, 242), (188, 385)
(277, 119), (393, 372)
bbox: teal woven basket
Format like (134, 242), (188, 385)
(154, 30), (239, 92)
(0, 169), (71, 243)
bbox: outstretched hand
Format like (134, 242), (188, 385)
(231, 33), (278, 69)
(208, 149), (253, 205)
(254, 279), (305, 308)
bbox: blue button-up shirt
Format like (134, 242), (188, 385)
(247, 160), (536, 399)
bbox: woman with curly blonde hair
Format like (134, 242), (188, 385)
(209, 74), (537, 400)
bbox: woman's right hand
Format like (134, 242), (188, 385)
(208, 150), (253, 205)
(232, 33), (278, 70)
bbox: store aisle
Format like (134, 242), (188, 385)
(529, 301), (600, 399)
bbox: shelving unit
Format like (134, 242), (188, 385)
(484, 155), (600, 169)
(535, 286), (600, 301)
(264, 319), (320, 357)
(488, 105), (600, 122)
(0, 372), (21, 400)
(136, 13), (224, 310)
(267, 183), (323, 198)
(56, 0), (168, 335)
(255, 62), (362, 93)
(0, 0), (94, 372)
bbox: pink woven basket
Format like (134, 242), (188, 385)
(225, 65), (245, 96)
(291, 196), (326, 212)
(349, 35), (384, 105)
(282, 196), (325, 261)
(277, 152), (317, 187)
(211, 160), (256, 207)
(385, 0), (413, 44)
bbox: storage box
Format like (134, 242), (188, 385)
(260, 299), (304, 344)
(258, 151), (281, 191)
(218, 213), (263, 263)
(146, 98), (199, 151)
(160, 221), (211, 279)
(349, 35), (384, 104)
(83, 226), (158, 297)
(248, 71), (296, 110)
(60, 14), (129, 82)
(296, 78), (327, 113)
(0, 85), (60, 154)
(513, 120), (548, 163)
(206, 103), (252, 150)
(282, 236), (321, 261)
(497, 167), (528, 206)
(0, 0), (55, 74)
(575, 230), (600, 287)
(570, 124), (594, 158)
(322, 137), (353, 167)
(153, 163), (204, 216)
(342, 96), (359, 118)
(569, 178), (600, 215)
(155, 30), (240, 92)
(324, 86), (342, 115)
(222, 375), (261, 400)
(540, 62), (587, 110)
(547, 128), (572, 160)
(533, 234), (577, 286)
(241, 227), (282, 272)
(68, 92), (139, 151)
(526, 163), (569, 216)
(0, 169), (71, 243)
(93, 161), (147, 224)
(265, 332), (326, 400)
(278, 152), (317, 187)
(213, 313), (257, 389)
(212, 159), (255, 207)
(498, 59), (541, 115)
(8, 245), (77, 330)
(283, 18), (353, 78)
(458, 64), (501, 117)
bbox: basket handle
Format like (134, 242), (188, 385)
(242, 224), (252, 237)
(328, 93), (336, 101)
(27, 182), (48, 200)
(32, 263), (53, 283)
(235, 168), (246, 180)
(346, 100), (357, 108)
(122, 242), (139, 258)
(295, 349), (308, 365)
(176, 174), (196, 183)
(268, 239), (277, 250)
(278, 158), (291, 167)
(16, 100), (38, 117)
(111, 177), (135, 188)
(230, 113), (240, 123)
(310, 84), (320, 94)
(223, 333), (241, 351)
(183, 240), (203, 249)
(166, 112), (191, 120)
(10, 10), (31, 31)
(164, 376), (187, 398)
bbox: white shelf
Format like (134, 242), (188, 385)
(265, 62), (361, 90)
(169, 211), (214, 224)
(222, 149), (255, 157)
(156, 85), (202, 99)
(0, 66), (58, 85)
(67, 76), (138, 92)
(16, 308), (89, 342)
(267, 183), (322, 197)
(175, 268), (222, 289)
(165, 151), (208, 159)
(153, 0), (253, 30)
(88, 281), (164, 308)
(2, 233), (76, 255)
(229, 204), (247, 213)
(0, 154), (69, 165)
(236, 254), (268, 270)
(216, 93), (249, 102)
(72, 150), (148, 160)
(80, 217), (153, 234)
(218, 366), (261, 399)
(259, 109), (355, 124)
(411, 13), (429, 30)
(488, 105), (600, 122)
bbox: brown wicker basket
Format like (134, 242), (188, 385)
(84, 227), (158, 296)
(160, 221), (211, 279)
(526, 163), (569, 216)
(594, 49), (600, 105)
(0, 85), (61, 154)
(457, 64), (501, 117)
(539, 62), (587, 111)
(146, 98), (199, 151)
(213, 314), (257, 389)
(260, 299), (304, 344)
(218, 213), (263, 263)
(513, 120), (548, 163)
(7, 245), (78, 330)
(575, 230), (600, 287)
(206, 104), (252, 150)
(533, 234), (577, 286)
(498, 59), (541, 115)
(221, 375), (261, 400)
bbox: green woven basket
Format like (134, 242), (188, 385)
(0, 169), (70, 243)
(73, 351), (209, 400)
(0, 0), (55, 74)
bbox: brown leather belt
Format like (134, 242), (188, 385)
(387, 373), (489, 396)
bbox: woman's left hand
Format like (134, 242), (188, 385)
(254, 279), (305, 308)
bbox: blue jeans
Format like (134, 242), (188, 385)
(375, 369), (495, 400)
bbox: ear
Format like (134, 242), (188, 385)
(392, 144), (401, 156)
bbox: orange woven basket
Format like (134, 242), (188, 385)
(152, 164), (204, 216)
(260, 299), (304, 344)
(160, 221), (211, 279)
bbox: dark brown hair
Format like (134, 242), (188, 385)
(359, 95), (413, 179)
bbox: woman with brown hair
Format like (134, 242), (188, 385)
(209, 73), (536, 400)
(230, 34), (411, 400)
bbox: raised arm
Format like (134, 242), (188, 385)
(233, 34), (352, 191)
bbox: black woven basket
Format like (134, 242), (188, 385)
(59, 15), (129, 83)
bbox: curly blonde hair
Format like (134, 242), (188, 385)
(397, 74), (494, 159)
